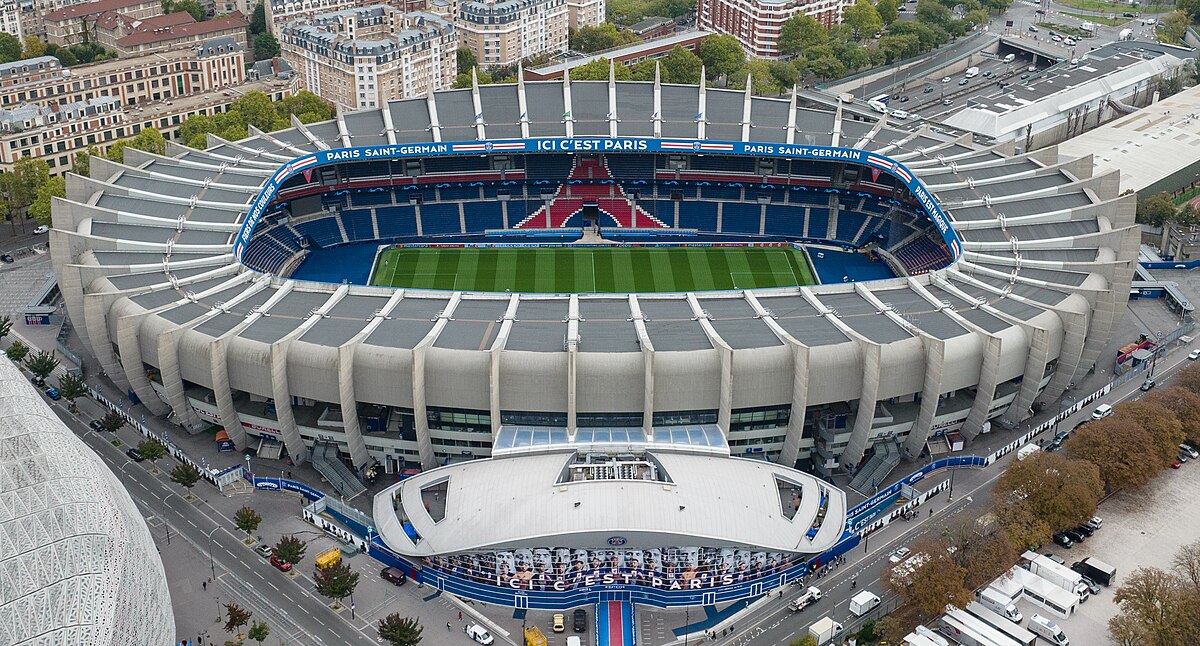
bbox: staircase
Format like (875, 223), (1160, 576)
(515, 156), (668, 229)
(310, 441), (367, 499)
(848, 439), (902, 496)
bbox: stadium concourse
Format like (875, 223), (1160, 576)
(49, 72), (1137, 613)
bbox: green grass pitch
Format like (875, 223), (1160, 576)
(369, 246), (818, 293)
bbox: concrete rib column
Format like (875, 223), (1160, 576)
(842, 341), (882, 470)
(208, 337), (246, 448)
(629, 295), (655, 435)
(411, 345), (436, 469)
(962, 334), (1003, 438)
(84, 292), (130, 391)
(489, 294), (520, 434)
(115, 313), (170, 416)
(156, 326), (204, 430)
(1040, 308), (1087, 402)
(567, 295), (580, 433)
(337, 342), (369, 469)
(1003, 326), (1051, 426)
(687, 293), (733, 433)
(781, 343), (810, 467)
(904, 336), (945, 459)
(269, 339), (306, 465)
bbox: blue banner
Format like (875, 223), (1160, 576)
(234, 138), (963, 263)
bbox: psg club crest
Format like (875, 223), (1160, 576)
(608, 536), (628, 547)
(484, 142), (494, 152)
(692, 141), (702, 151)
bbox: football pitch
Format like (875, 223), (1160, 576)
(370, 246), (818, 293)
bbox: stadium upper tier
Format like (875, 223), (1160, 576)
(50, 78), (1138, 476)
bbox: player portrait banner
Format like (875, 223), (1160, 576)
(234, 138), (963, 265)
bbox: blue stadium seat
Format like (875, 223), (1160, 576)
(352, 191), (393, 208)
(836, 211), (868, 243)
(721, 202), (760, 234)
(691, 156), (755, 173)
(807, 208), (830, 239)
(701, 186), (742, 201)
(787, 190), (827, 206)
(439, 186), (482, 201)
(764, 205), (806, 237)
(420, 203), (461, 236)
(343, 209), (375, 241)
(523, 155), (572, 180)
(376, 205), (419, 238)
(424, 157), (491, 173)
(294, 217), (343, 247)
(464, 202), (504, 232)
(605, 154), (655, 180)
(678, 202), (717, 231)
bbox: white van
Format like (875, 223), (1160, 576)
(1003, 53), (1016, 63)
(566, 637), (583, 646)
(1029, 614), (1068, 645)
(979, 587), (1022, 622)
(1091, 403), (1113, 420)
(466, 624), (495, 645)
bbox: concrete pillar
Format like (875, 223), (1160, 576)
(962, 334), (1004, 438)
(1002, 326), (1051, 426)
(779, 343), (810, 468)
(904, 336), (945, 459)
(208, 338), (246, 448)
(411, 345), (436, 470)
(842, 342), (881, 470)
(337, 343), (370, 469)
(156, 326), (204, 430)
(269, 340), (307, 465)
(115, 313), (170, 416)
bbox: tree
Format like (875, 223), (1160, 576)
(1173, 539), (1200, 589)
(106, 140), (129, 164)
(879, 33), (921, 63)
(807, 55), (846, 80)
(456, 47), (476, 74)
(570, 57), (631, 80)
(250, 1), (266, 33)
(253, 32), (279, 60)
(569, 23), (639, 53)
(273, 534), (307, 565)
(315, 561), (360, 604)
(768, 60), (800, 91)
(1109, 567), (1200, 645)
(943, 517), (1018, 590)
(130, 127), (167, 156)
(1145, 387), (1200, 446)
(136, 439), (167, 464)
(1137, 192), (1178, 227)
(915, 0), (953, 27)
(5, 340), (30, 363)
(13, 157), (51, 215)
(876, 0), (900, 24)
(1160, 10), (1190, 43)
(71, 145), (99, 177)
(163, 0), (206, 21)
(992, 451), (1102, 547)
(247, 620), (270, 644)
(1115, 400), (1186, 468)
(25, 350), (59, 379)
(0, 33), (21, 63)
(0, 315), (11, 342)
(56, 372), (88, 407)
(660, 46), (702, 84)
(170, 462), (203, 493)
(778, 14), (827, 58)
(53, 47), (77, 66)
(235, 505), (263, 539)
(100, 410), (126, 432)
(788, 636), (818, 646)
(378, 614), (423, 646)
(29, 175), (65, 226)
(843, 0), (883, 38)
(881, 538), (971, 620)
(235, 91), (286, 131)
(223, 603), (252, 638)
(740, 60), (780, 95)
(1064, 417), (1162, 493)
(697, 35), (745, 82)
(23, 35), (47, 59)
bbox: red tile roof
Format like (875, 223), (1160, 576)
(45, 0), (158, 22)
(115, 13), (248, 47)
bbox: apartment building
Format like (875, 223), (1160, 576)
(0, 76), (294, 174)
(566, 0), (602, 29)
(100, 11), (250, 56)
(696, 0), (849, 58)
(1, 0), (21, 40)
(266, 0), (424, 35)
(1, 40), (245, 111)
(281, 5), (455, 111)
(44, 0), (161, 46)
(456, 0), (568, 66)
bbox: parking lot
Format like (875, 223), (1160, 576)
(1034, 435), (1200, 645)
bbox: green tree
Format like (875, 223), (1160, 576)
(29, 175), (65, 226)
(697, 34), (746, 82)
(660, 46), (702, 84)
(71, 145), (99, 177)
(378, 614), (423, 646)
(843, 0), (883, 38)
(876, 0), (900, 24)
(234, 91), (286, 130)
(314, 561), (360, 604)
(14, 157), (51, 214)
(223, 603), (252, 638)
(100, 410), (126, 432)
(23, 35), (47, 59)
(739, 59), (781, 95)
(130, 127), (166, 156)
(250, 1), (266, 33)
(788, 636), (818, 646)
(136, 439), (167, 463)
(879, 33), (921, 63)
(570, 23), (639, 53)
(1160, 10), (1189, 43)
(778, 13), (827, 58)
(273, 534), (307, 564)
(253, 32), (279, 60)
(25, 350), (59, 379)
(0, 33), (21, 63)
(235, 505), (263, 539)
(808, 55), (846, 80)
(456, 47), (476, 74)
(0, 315), (11, 342)
(247, 620), (270, 644)
(56, 372), (88, 408)
(915, 0), (953, 28)
(768, 60), (800, 90)
(106, 140), (129, 164)
(163, 0), (206, 21)
(5, 340), (30, 363)
(170, 462), (203, 493)
(53, 47), (77, 66)
(570, 57), (631, 80)
(1137, 192), (1178, 227)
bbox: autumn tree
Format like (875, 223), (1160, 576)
(992, 452), (1102, 548)
(224, 603), (252, 638)
(235, 506), (263, 540)
(1064, 417), (1162, 493)
(1174, 540), (1200, 589)
(1114, 400), (1186, 468)
(273, 534), (307, 565)
(788, 637), (818, 646)
(943, 516), (1018, 591)
(378, 614), (423, 646)
(1145, 387), (1200, 446)
(881, 539), (970, 620)
(1109, 567), (1200, 645)
(1175, 363), (1200, 395)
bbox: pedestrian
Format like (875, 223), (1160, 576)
(458, 610), (462, 621)
(929, 508), (933, 517)
(447, 622), (451, 631)
(202, 580), (207, 591)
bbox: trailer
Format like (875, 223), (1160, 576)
(1072, 557), (1116, 586)
(966, 602), (1037, 646)
(808, 616), (844, 645)
(849, 590), (881, 616)
(903, 625), (950, 646)
(941, 608), (1024, 646)
(1023, 552), (1084, 598)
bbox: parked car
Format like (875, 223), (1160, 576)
(1182, 443), (1200, 459)
(0, 254), (13, 263)
(1123, 11), (1136, 17)
(1086, 516), (1103, 530)
(1189, 349), (1200, 360)
(126, 448), (145, 462)
(255, 544), (274, 558)
(33, 225), (48, 234)
(1073, 524), (1095, 537)
(1064, 38), (1077, 46)
(1064, 529), (1086, 543)
(552, 614), (566, 633)
(1141, 378), (1156, 391)
(270, 554), (292, 572)
(380, 567), (407, 585)
(1045, 438), (1063, 452)
(1044, 553), (1066, 566)
(1173, 459), (1184, 469)
(1178, 453), (1190, 464)
(89, 420), (105, 431)
(1028, 25), (1039, 32)
(1080, 577), (1102, 595)
(31, 376), (45, 387)
(1053, 532), (1074, 548)
(44, 387), (60, 400)
(573, 608), (587, 633)
(889, 547), (911, 563)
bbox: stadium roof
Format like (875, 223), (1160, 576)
(0, 358), (174, 645)
(372, 450), (847, 555)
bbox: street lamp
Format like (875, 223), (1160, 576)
(206, 526), (219, 581)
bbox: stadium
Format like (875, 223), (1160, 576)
(51, 72), (1136, 611)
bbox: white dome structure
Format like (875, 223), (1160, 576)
(0, 358), (174, 646)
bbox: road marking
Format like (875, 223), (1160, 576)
(268, 582), (280, 591)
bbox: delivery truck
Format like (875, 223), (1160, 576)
(808, 616), (844, 645)
(965, 602), (1036, 646)
(788, 586), (822, 611)
(978, 587), (1022, 622)
(964, 66), (980, 78)
(1072, 557), (1116, 586)
(849, 590), (881, 616)
(1023, 552), (1085, 599)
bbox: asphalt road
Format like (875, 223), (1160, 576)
(713, 339), (1200, 646)
(51, 403), (378, 646)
